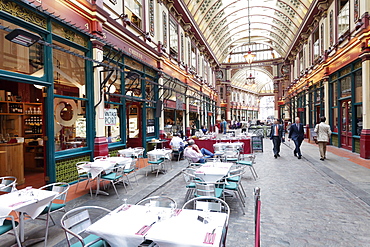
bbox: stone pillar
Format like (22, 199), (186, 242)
(226, 85), (231, 121)
(323, 77), (330, 121)
(92, 40), (108, 157)
(159, 77), (166, 139)
(360, 52), (370, 159)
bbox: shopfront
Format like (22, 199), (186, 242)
(329, 60), (362, 152)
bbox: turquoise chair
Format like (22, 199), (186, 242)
(0, 215), (21, 247)
(61, 206), (111, 247)
(236, 154), (258, 180)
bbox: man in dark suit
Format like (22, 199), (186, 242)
(270, 119), (285, 158)
(288, 117), (305, 159)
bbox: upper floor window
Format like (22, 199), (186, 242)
(169, 18), (178, 60)
(338, 0), (349, 37)
(125, 0), (142, 28)
(299, 50), (304, 73)
(313, 28), (320, 61)
(191, 45), (196, 71)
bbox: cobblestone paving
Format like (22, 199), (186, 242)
(3, 139), (370, 247)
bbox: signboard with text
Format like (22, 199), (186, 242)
(104, 109), (117, 126)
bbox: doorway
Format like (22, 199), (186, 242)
(126, 102), (142, 147)
(340, 100), (352, 150)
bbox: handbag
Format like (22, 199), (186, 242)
(313, 125), (319, 144)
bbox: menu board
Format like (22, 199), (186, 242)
(251, 136), (263, 152)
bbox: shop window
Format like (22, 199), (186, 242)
(128, 105), (139, 138)
(53, 41), (86, 97)
(104, 68), (121, 103)
(54, 98), (87, 151)
(0, 20), (44, 76)
(105, 104), (122, 143)
(355, 105), (362, 136)
(169, 18), (178, 60)
(53, 41), (87, 151)
(338, 0), (349, 38)
(146, 108), (155, 137)
(332, 107), (338, 132)
(125, 71), (142, 98)
(313, 28), (320, 61)
(220, 87), (224, 100)
(331, 81), (338, 107)
(354, 70), (362, 103)
(340, 76), (351, 98)
(125, 0), (142, 28)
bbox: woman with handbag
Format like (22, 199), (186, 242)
(314, 116), (332, 161)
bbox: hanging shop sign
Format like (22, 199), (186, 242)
(104, 108), (117, 126)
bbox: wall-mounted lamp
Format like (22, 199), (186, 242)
(114, 14), (131, 26)
(5, 29), (40, 47)
(137, 32), (152, 42)
(355, 19), (364, 30)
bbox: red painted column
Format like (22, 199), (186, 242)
(360, 130), (370, 159)
(94, 137), (108, 157)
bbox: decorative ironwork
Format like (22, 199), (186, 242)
(320, 23), (324, 55)
(52, 22), (88, 47)
(329, 10), (333, 46)
(181, 33), (184, 62)
(0, 0), (46, 28)
(149, 0), (154, 36)
(163, 11), (167, 48)
(354, 0), (359, 22)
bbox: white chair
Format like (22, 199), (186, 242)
(38, 182), (70, 247)
(133, 147), (145, 168)
(94, 156), (107, 161)
(136, 196), (177, 208)
(0, 215), (21, 247)
(0, 176), (17, 193)
(147, 153), (165, 177)
(181, 167), (199, 201)
(123, 159), (139, 189)
(74, 162), (93, 196)
(224, 167), (247, 215)
(236, 153), (258, 180)
(182, 196), (230, 247)
(100, 166), (126, 198)
(61, 206), (111, 247)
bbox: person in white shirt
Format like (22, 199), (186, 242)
(170, 133), (184, 152)
(314, 116), (332, 161)
(184, 139), (214, 163)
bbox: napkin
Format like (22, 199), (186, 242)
(203, 232), (216, 244)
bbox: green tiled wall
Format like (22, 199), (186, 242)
(354, 138), (360, 154)
(55, 155), (90, 183)
(332, 134), (338, 146)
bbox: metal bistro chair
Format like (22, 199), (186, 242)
(171, 144), (183, 162)
(182, 196), (230, 247)
(147, 153), (165, 177)
(236, 153), (258, 180)
(38, 182), (70, 247)
(136, 196), (177, 209)
(100, 166), (127, 197)
(133, 147), (145, 169)
(123, 158), (139, 189)
(93, 156), (108, 161)
(75, 162), (93, 197)
(194, 180), (225, 200)
(181, 167), (200, 201)
(223, 148), (240, 163)
(61, 206), (111, 247)
(224, 167), (247, 215)
(0, 176), (17, 193)
(0, 215), (21, 247)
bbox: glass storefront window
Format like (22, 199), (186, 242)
(53, 41), (86, 97)
(332, 81), (337, 106)
(54, 98), (87, 151)
(332, 107), (338, 132)
(104, 104), (122, 143)
(128, 105), (140, 138)
(354, 70), (362, 103)
(355, 105), (362, 136)
(340, 76), (351, 98)
(0, 20), (44, 76)
(146, 108), (155, 137)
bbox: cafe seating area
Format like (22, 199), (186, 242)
(0, 142), (262, 247)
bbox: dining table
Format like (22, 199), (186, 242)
(118, 148), (142, 158)
(194, 162), (233, 183)
(78, 157), (132, 196)
(86, 204), (227, 247)
(0, 187), (58, 244)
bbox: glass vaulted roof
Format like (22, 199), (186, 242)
(184, 0), (312, 93)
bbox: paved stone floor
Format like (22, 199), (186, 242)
(3, 138), (370, 246)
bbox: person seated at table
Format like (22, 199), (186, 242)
(201, 125), (208, 135)
(170, 133), (184, 151)
(184, 139), (214, 163)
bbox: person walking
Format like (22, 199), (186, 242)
(221, 119), (227, 134)
(288, 117), (305, 159)
(270, 119), (285, 158)
(314, 116), (332, 161)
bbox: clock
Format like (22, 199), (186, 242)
(216, 70), (223, 79)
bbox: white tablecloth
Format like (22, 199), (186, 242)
(147, 149), (172, 161)
(79, 157), (132, 179)
(0, 188), (58, 225)
(118, 148), (142, 158)
(213, 142), (244, 152)
(86, 204), (227, 247)
(195, 163), (233, 183)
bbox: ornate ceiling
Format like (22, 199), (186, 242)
(184, 0), (312, 94)
(184, 0), (312, 61)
